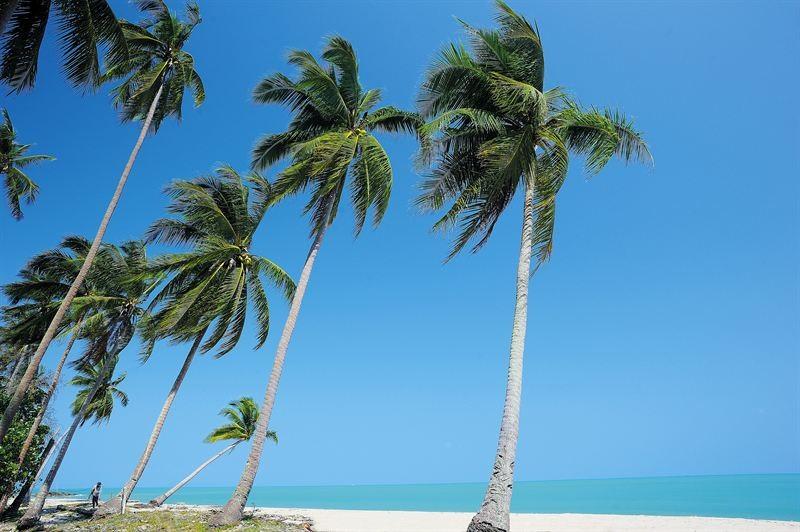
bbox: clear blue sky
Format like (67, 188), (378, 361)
(1, 0), (798, 490)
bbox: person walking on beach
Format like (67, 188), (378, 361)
(90, 482), (101, 509)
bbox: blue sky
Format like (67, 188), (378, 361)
(1, 0), (797, 490)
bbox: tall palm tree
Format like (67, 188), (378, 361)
(18, 240), (158, 528)
(211, 36), (422, 526)
(417, 3), (652, 531)
(0, 0), (125, 91)
(96, 167), (295, 516)
(150, 397), (275, 507)
(0, 0), (204, 445)
(0, 109), (54, 219)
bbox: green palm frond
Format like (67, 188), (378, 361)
(69, 355), (128, 426)
(144, 167), (295, 357)
(251, 36), (420, 238)
(417, 0), (650, 263)
(205, 397), (275, 444)
(322, 36), (360, 112)
(0, 0), (126, 92)
(2, 236), (159, 369)
(104, 1), (203, 132)
(0, 108), (54, 219)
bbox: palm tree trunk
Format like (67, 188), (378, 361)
(15, 324), (81, 472)
(96, 328), (207, 517)
(1, 474), (31, 519)
(17, 357), (115, 529)
(0, 330), (78, 513)
(150, 441), (239, 507)
(0, 81), (165, 446)
(467, 183), (535, 532)
(33, 428), (63, 483)
(0, 0), (20, 36)
(210, 220), (330, 526)
(5, 347), (30, 392)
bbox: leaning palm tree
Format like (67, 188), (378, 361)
(416, 3), (652, 531)
(150, 397), (276, 507)
(211, 36), (421, 526)
(0, 0), (204, 445)
(18, 241), (158, 528)
(0, 0), (125, 91)
(96, 167), (294, 517)
(18, 355), (127, 528)
(0, 109), (54, 219)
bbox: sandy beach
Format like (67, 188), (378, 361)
(182, 505), (799, 532)
(2, 499), (798, 531)
(246, 507), (800, 532)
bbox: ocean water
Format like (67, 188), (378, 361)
(63, 474), (800, 521)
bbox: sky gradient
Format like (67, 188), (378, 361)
(1, 0), (798, 490)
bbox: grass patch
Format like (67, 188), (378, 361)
(57, 509), (309, 531)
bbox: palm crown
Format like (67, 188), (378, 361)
(2, 236), (99, 349)
(143, 166), (295, 357)
(418, 0), (652, 261)
(252, 35), (422, 235)
(2, 238), (158, 369)
(0, 109), (54, 219)
(71, 240), (160, 370)
(69, 355), (128, 426)
(205, 397), (274, 444)
(0, 0), (125, 91)
(103, 0), (204, 132)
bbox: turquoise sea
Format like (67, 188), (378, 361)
(63, 474), (800, 521)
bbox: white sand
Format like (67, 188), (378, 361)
(240, 507), (799, 532)
(32, 499), (798, 532)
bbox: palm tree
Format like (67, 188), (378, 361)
(0, 0), (204, 445)
(211, 36), (422, 526)
(68, 359), (129, 425)
(0, 109), (54, 219)
(0, 236), (99, 495)
(96, 167), (295, 516)
(150, 397), (276, 507)
(17, 355), (127, 528)
(416, 3), (652, 531)
(0, 0), (125, 91)
(18, 241), (158, 528)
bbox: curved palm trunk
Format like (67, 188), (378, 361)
(0, 82), (165, 445)
(210, 221), (329, 526)
(149, 441), (239, 507)
(18, 357), (115, 529)
(15, 325), (82, 472)
(467, 184), (534, 532)
(96, 329), (207, 517)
